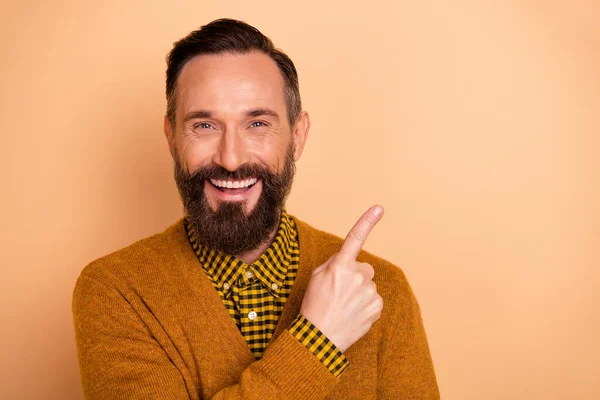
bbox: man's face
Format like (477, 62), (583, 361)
(165, 51), (309, 255)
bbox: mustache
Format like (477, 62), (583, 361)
(187, 163), (272, 182)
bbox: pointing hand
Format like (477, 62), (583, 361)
(300, 206), (385, 352)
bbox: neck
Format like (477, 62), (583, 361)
(234, 225), (278, 264)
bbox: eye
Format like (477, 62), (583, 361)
(250, 121), (268, 128)
(193, 122), (213, 129)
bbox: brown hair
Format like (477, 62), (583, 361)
(165, 18), (301, 128)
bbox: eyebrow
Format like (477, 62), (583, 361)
(246, 108), (280, 120)
(183, 108), (280, 123)
(183, 110), (212, 122)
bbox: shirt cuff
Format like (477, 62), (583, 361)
(288, 314), (350, 378)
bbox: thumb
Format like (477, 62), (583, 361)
(312, 254), (336, 275)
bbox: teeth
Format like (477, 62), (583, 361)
(210, 178), (257, 189)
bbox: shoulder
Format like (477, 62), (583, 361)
(75, 219), (186, 288)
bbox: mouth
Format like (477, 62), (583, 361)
(208, 177), (259, 195)
(205, 177), (261, 206)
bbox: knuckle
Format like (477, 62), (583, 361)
(328, 260), (343, 272)
(358, 262), (374, 275)
(347, 230), (366, 243)
(365, 282), (377, 296)
(354, 273), (366, 286)
(369, 282), (378, 294)
(374, 295), (384, 310)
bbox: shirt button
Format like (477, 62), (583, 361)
(222, 282), (230, 290)
(271, 283), (279, 290)
(248, 311), (257, 321)
(245, 270), (254, 279)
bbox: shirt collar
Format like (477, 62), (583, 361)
(184, 209), (298, 298)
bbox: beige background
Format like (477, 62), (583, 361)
(1, 0), (599, 399)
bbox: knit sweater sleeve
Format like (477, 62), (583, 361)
(376, 269), (440, 399)
(73, 272), (339, 400)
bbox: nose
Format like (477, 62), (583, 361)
(212, 129), (250, 172)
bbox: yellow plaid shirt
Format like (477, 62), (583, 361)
(184, 211), (349, 377)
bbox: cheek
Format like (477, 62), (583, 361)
(177, 136), (215, 172)
(254, 145), (285, 172)
(252, 136), (292, 171)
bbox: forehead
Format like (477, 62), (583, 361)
(176, 51), (286, 117)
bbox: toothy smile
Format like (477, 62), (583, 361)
(209, 178), (258, 189)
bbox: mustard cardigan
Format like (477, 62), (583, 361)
(73, 217), (439, 399)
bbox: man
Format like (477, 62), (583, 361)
(73, 19), (439, 399)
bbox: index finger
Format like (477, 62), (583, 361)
(339, 205), (384, 260)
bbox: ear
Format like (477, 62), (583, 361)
(291, 111), (310, 161)
(163, 115), (175, 157)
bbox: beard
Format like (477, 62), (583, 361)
(173, 146), (296, 256)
